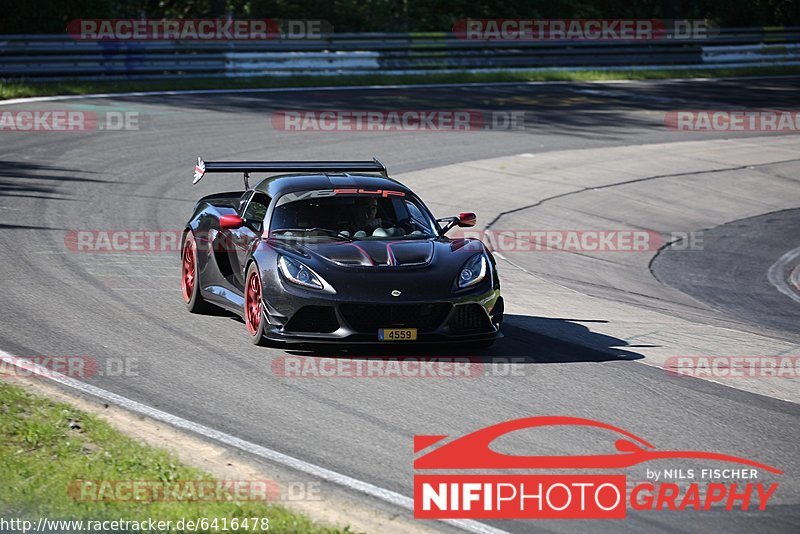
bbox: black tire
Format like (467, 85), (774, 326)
(244, 262), (269, 346)
(181, 231), (214, 314)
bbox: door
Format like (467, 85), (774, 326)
(229, 192), (271, 289)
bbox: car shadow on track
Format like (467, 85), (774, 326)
(0, 160), (112, 202)
(285, 313), (646, 364)
(490, 314), (646, 363)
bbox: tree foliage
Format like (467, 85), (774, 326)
(1, 0), (797, 34)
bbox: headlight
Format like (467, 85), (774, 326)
(278, 255), (325, 289)
(457, 254), (488, 288)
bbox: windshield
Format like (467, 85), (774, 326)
(270, 191), (438, 241)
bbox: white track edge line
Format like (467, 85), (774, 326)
(0, 351), (509, 534)
(767, 246), (800, 305)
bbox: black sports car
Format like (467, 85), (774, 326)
(182, 157), (503, 346)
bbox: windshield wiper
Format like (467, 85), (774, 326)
(270, 228), (353, 241)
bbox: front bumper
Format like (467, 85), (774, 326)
(262, 293), (504, 345)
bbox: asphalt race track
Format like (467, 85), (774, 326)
(653, 208), (800, 338)
(1, 77), (799, 533)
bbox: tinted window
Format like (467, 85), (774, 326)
(270, 193), (436, 240)
(243, 193), (271, 223)
(236, 191), (253, 215)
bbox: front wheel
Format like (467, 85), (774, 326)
(244, 263), (268, 346)
(181, 231), (213, 314)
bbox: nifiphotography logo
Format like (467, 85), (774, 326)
(413, 416), (782, 519)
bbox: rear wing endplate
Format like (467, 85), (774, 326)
(193, 157), (388, 188)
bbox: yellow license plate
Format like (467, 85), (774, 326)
(378, 328), (417, 341)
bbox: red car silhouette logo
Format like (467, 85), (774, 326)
(414, 416), (782, 473)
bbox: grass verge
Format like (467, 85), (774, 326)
(2, 65), (800, 100)
(0, 380), (345, 533)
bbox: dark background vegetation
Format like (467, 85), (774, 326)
(1, 0), (798, 34)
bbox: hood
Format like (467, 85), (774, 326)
(307, 239), (434, 266)
(271, 237), (485, 268)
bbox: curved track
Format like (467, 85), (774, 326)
(1, 78), (799, 533)
(654, 208), (800, 337)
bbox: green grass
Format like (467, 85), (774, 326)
(0, 381), (347, 533)
(2, 65), (800, 100)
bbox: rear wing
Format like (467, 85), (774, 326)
(193, 157), (388, 188)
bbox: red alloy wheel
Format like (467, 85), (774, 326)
(181, 236), (196, 303)
(245, 270), (263, 335)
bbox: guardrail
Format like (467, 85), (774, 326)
(1, 28), (799, 81)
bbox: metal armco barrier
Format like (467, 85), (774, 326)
(1, 28), (798, 81)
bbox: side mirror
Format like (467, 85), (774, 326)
(219, 214), (244, 230)
(437, 211), (477, 235)
(458, 212), (477, 227)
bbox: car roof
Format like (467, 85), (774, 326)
(253, 173), (414, 198)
